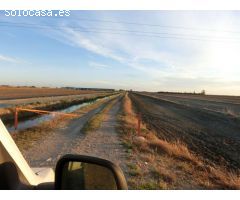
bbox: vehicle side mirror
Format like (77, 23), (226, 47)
(55, 154), (128, 190)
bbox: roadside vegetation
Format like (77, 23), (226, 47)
(117, 92), (240, 189)
(81, 95), (120, 134)
(1, 92), (116, 125)
(13, 95), (114, 152)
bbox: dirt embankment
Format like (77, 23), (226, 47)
(117, 93), (240, 189)
(0, 92), (117, 125)
(129, 92), (240, 170)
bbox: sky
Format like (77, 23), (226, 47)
(0, 10), (240, 95)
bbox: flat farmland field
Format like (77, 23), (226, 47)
(129, 92), (240, 170)
(0, 86), (115, 125)
(0, 86), (99, 100)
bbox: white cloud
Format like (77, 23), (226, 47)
(60, 27), (125, 62)
(0, 54), (31, 65)
(39, 12), (240, 94)
(89, 61), (110, 69)
(55, 25), (173, 78)
(0, 54), (20, 63)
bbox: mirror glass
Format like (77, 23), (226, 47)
(60, 161), (118, 190)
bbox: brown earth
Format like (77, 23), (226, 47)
(118, 93), (240, 189)
(0, 93), (115, 126)
(144, 92), (240, 116)
(73, 96), (127, 173)
(11, 91), (240, 189)
(18, 94), (127, 172)
(0, 86), (102, 100)
(129, 92), (240, 170)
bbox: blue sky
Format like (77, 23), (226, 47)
(1, 11), (240, 95)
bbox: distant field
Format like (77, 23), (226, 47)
(142, 92), (240, 116)
(130, 92), (240, 170)
(0, 86), (99, 100)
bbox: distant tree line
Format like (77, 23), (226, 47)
(61, 87), (115, 91)
(0, 85), (115, 92)
(158, 90), (206, 95)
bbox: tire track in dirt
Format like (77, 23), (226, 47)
(22, 96), (119, 168)
(70, 96), (128, 174)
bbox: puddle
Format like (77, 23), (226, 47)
(7, 96), (109, 132)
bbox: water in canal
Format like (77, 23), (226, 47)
(7, 96), (108, 132)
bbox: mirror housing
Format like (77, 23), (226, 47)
(55, 154), (128, 190)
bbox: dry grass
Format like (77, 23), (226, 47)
(117, 92), (240, 189)
(224, 107), (238, 117)
(206, 165), (240, 189)
(12, 115), (71, 151)
(1, 93), (114, 126)
(81, 95), (119, 134)
(147, 135), (202, 166)
(123, 93), (200, 165)
(81, 113), (104, 134)
(13, 95), (113, 152)
(0, 108), (11, 116)
(150, 165), (177, 184)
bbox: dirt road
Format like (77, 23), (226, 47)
(72, 97), (127, 172)
(130, 92), (240, 170)
(22, 95), (127, 172)
(22, 100), (107, 167)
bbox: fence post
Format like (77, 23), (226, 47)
(14, 108), (18, 130)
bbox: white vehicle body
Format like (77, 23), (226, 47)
(0, 119), (54, 186)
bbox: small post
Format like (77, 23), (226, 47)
(14, 108), (18, 130)
(137, 114), (141, 135)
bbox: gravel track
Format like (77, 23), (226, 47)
(71, 97), (127, 173)
(22, 95), (127, 174)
